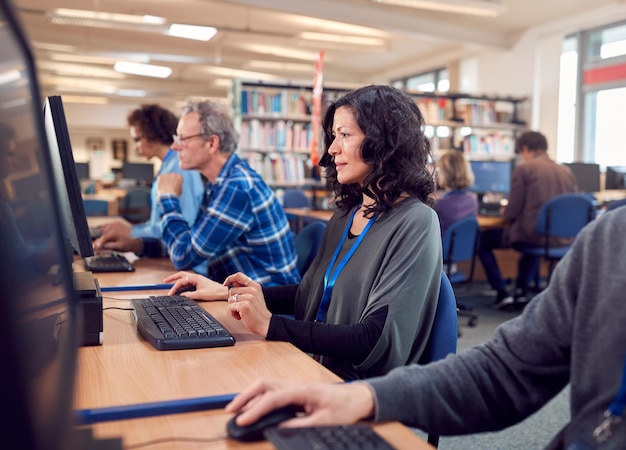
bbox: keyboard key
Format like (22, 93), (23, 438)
(84, 253), (135, 272)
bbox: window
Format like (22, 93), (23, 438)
(393, 68), (449, 93)
(557, 21), (626, 168)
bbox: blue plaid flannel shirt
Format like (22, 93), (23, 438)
(141, 153), (300, 286)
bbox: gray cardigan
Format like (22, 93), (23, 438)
(296, 198), (442, 379)
(367, 206), (626, 449)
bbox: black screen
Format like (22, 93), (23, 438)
(469, 160), (513, 194)
(0, 1), (80, 449)
(122, 162), (154, 185)
(605, 166), (626, 190)
(563, 162), (600, 192)
(43, 96), (95, 258)
(75, 162), (90, 180)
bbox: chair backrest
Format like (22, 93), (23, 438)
(421, 272), (458, 364)
(606, 197), (626, 212)
(294, 221), (326, 275)
(534, 193), (595, 239)
(82, 199), (109, 216)
(441, 216), (479, 282)
(283, 189), (310, 209)
(120, 187), (151, 223)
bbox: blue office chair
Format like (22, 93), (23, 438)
(284, 189), (312, 233)
(605, 197), (626, 212)
(82, 199), (109, 216)
(522, 193), (595, 285)
(120, 187), (151, 224)
(294, 221), (326, 275)
(419, 272), (458, 448)
(441, 216), (480, 327)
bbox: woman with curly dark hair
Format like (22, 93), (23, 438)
(170, 85), (442, 380)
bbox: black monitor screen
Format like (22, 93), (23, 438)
(75, 162), (90, 180)
(0, 1), (80, 449)
(43, 96), (95, 258)
(564, 162), (600, 192)
(122, 162), (154, 185)
(605, 166), (626, 190)
(469, 160), (512, 194)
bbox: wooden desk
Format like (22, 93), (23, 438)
(75, 259), (432, 449)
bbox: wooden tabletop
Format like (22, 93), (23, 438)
(75, 258), (433, 449)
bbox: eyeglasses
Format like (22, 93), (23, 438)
(132, 136), (144, 143)
(172, 133), (204, 146)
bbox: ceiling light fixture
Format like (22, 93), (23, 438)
(167, 24), (217, 41)
(113, 61), (172, 78)
(299, 32), (385, 47)
(371, 0), (507, 17)
(48, 8), (217, 41)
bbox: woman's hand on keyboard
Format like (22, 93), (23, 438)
(164, 271), (229, 301)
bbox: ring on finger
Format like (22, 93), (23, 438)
(233, 293), (239, 302)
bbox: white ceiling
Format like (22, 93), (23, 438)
(12, 0), (618, 108)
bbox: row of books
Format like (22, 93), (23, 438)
(240, 89), (311, 116)
(239, 119), (312, 152)
(243, 153), (307, 184)
(413, 96), (518, 126)
(462, 133), (516, 158)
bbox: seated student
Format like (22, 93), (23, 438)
(96, 104), (206, 273)
(166, 85), (442, 380)
(226, 206), (626, 450)
(96, 100), (300, 287)
(434, 149), (478, 236)
(477, 131), (577, 309)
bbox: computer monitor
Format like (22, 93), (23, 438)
(469, 160), (513, 195)
(43, 96), (95, 258)
(122, 162), (154, 186)
(605, 166), (626, 190)
(75, 162), (90, 180)
(0, 1), (80, 448)
(563, 162), (600, 192)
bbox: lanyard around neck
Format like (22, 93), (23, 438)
(315, 207), (377, 323)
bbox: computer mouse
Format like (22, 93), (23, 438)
(226, 405), (298, 442)
(174, 284), (196, 296)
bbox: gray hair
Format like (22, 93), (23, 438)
(180, 100), (238, 154)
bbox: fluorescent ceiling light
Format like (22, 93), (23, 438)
(114, 61), (172, 78)
(371, 0), (507, 17)
(57, 95), (109, 105)
(51, 8), (165, 25)
(0, 69), (22, 85)
(246, 60), (314, 72)
(299, 32), (385, 47)
(167, 24), (217, 41)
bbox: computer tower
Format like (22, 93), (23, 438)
(73, 272), (103, 346)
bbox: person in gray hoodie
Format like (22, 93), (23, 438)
(226, 205), (626, 450)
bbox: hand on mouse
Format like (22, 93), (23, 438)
(225, 379), (375, 429)
(163, 271), (229, 301)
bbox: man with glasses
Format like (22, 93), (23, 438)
(95, 104), (206, 273)
(99, 100), (300, 286)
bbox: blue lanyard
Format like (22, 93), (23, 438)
(315, 207), (377, 323)
(593, 355), (626, 443)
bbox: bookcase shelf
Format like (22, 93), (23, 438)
(407, 91), (527, 160)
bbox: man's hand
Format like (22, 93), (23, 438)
(157, 173), (183, 197)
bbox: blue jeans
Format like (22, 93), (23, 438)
(477, 229), (541, 293)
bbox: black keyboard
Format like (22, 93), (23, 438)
(263, 424), (395, 450)
(131, 296), (235, 351)
(83, 252), (135, 272)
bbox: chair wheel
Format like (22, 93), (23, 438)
(468, 318), (477, 327)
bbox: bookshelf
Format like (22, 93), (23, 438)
(409, 92), (527, 160)
(231, 80), (345, 205)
